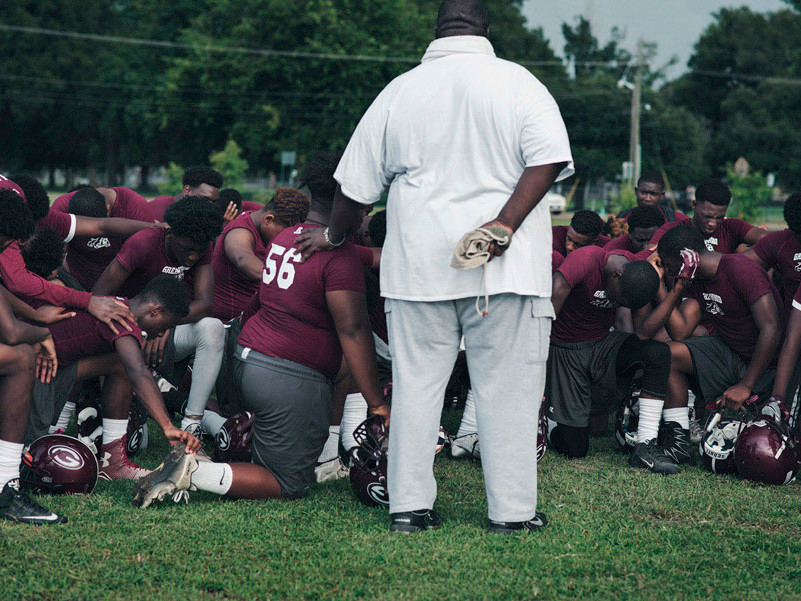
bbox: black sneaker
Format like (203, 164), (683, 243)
(389, 509), (442, 533)
(629, 439), (680, 475)
(488, 511), (548, 534)
(0, 479), (67, 525)
(658, 421), (695, 465)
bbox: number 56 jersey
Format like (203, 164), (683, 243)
(237, 223), (366, 378)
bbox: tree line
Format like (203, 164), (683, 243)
(0, 0), (799, 192)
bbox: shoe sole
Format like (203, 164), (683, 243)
(133, 444), (193, 508)
(389, 522), (441, 534)
(628, 456), (680, 475)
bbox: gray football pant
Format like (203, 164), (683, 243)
(173, 318), (226, 417)
(386, 294), (552, 522)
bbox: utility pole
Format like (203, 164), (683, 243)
(628, 39), (643, 187)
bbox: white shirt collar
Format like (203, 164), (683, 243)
(421, 35), (495, 63)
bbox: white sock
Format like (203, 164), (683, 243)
(663, 407), (690, 430)
(190, 461), (233, 495)
(0, 440), (23, 489)
(102, 418), (128, 445)
(341, 393), (368, 451)
(201, 410), (227, 437)
(50, 401), (76, 433)
(317, 425), (340, 463)
(637, 398), (664, 443)
(457, 389), (478, 437)
(180, 416), (201, 431)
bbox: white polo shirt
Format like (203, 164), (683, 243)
(335, 35), (574, 302)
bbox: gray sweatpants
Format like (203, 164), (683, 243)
(386, 294), (552, 522)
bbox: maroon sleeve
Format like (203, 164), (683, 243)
(0, 244), (91, 309)
(353, 245), (374, 268)
(242, 201), (263, 212)
(51, 192), (74, 213)
(322, 246), (367, 293)
(752, 231), (781, 267)
(36, 210), (74, 241)
(648, 221), (679, 248)
(115, 188), (150, 222)
(115, 230), (148, 272)
(595, 234), (611, 247)
(556, 246), (600, 288)
(728, 218), (755, 244)
(552, 226), (567, 252)
(551, 251), (564, 272)
(604, 235), (631, 252)
(101, 319), (144, 348)
(0, 174), (25, 199)
(727, 257), (773, 306)
(793, 281), (801, 312)
(675, 211), (691, 225)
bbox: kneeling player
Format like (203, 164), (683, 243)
(656, 226), (783, 433)
(134, 217), (389, 507)
(546, 246), (678, 474)
(27, 276), (201, 481)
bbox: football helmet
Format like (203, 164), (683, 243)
(126, 396), (149, 457)
(734, 416), (801, 485)
(699, 409), (746, 474)
(537, 399), (548, 462)
(349, 415), (389, 507)
(21, 434), (98, 494)
(615, 384), (640, 450)
(213, 412), (254, 463)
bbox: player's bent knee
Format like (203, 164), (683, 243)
(196, 317), (225, 352)
(550, 423), (590, 458)
(639, 340), (671, 392)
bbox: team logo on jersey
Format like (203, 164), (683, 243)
(293, 226), (303, 234)
(704, 237), (718, 252)
(87, 237), (111, 250)
(48, 445), (85, 470)
(161, 265), (188, 280)
(591, 290), (615, 309)
(703, 292), (724, 316)
(366, 482), (389, 506)
(794, 252), (801, 272)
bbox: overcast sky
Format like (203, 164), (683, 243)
(521, 0), (788, 80)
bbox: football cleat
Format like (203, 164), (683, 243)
(98, 436), (151, 481)
(488, 511), (548, 534)
(629, 439), (680, 475)
(687, 405), (704, 445)
(314, 457), (349, 483)
(658, 421), (694, 465)
(389, 509), (442, 533)
(133, 443), (198, 509)
(0, 478), (67, 525)
(450, 433), (480, 460)
(183, 422), (211, 462)
(126, 396), (149, 457)
(349, 415), (390, 507)
(615, 384), (640, 450)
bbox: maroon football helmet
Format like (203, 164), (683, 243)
(213, 412), (254, 463)
(349, 415), (390, 508)
(126, 396), (149, 457)
(734, 416), (801, 485)
(537, 398), (548, 462)
(21, 434), (99, 494)
(699, 409), (746, 475)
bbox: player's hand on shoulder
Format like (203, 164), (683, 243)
(88, 296), (135, 334)
(223, 201), (239, 223)
(35, 304), (76, 324)
(294, 226), (333, 263)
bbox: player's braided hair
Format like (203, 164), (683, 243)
(0, 189), (34, 241)
(164, 195), (224, 246)
(570, 210), (604, 237)
(21, 227), (65, 278)
(10, 175), (50, 222)
(264, 187), (310, 227)
(783, 192), (801, 235)
(696, 178), (731, 207)
(628, 205), (666, 230)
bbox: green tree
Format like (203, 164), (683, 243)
(725, 163), (771, 222)
(210, 139), (249, 190)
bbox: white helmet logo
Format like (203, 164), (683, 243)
(49, 445), (84, 470)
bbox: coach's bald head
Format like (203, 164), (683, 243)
(435, 0), (489, 39)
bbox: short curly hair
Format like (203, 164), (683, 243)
(0, 189), (35, 241)
(218, 188), (242, 212)
(696, 179), (731, 207)
(139, 274), (190, 321)
(183, 166), (223, 190)
(164, 195), (224, 246)
(264, 188), (309, 227)
(657, 225), (705, 260)
(570, 210), (604, 237)
(299, 152), (341, 209)
(68, 188), (106, 218)
(628, 205), (666, 230)
(783, 192), (801, 235)
(22, 227), (65, 278)
(10, 175), (50, 222)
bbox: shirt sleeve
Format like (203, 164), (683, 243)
(648, 221), (679, 249)
(115, 231), (146, 272)
(728, 258), (773, 306)
(115, 188), (151, 222)
(322, 246), (367, 293)
(51, 193), (73, 213)
(0, 244), (91, 309)
(353, 245), (374, 268)
(752, 231), (780, 266)
(793, 282), (801, 313)
(728, 218), (755, 244)
(37, 210), (76, 243)
(101, 319), (144, 348)
(551, 251), (564, 272)
(516, 74), (574, 182)
(556, 246), (600, 289)
(334, 86), (397, 205)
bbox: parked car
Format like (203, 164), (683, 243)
(547, 192), (567, 214)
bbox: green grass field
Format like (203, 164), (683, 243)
(2, 409), (800, 601)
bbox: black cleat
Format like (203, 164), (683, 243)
(0, 479), (67, 525)
(389, 509), (442, 533)
(658, 421), (695, 465)
(488, 511), (548, 534)
(629, 439), (680, 475)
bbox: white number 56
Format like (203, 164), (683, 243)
(263, 244), (301, 289)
